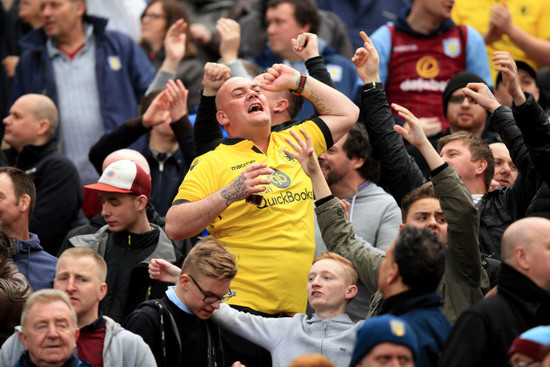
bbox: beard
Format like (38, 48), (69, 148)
(320, 161), (346, 187)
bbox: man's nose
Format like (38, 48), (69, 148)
(46, 323), (60, 338)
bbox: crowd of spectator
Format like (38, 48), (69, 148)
(1, 0), (550, 366)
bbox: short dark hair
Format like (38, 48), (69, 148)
(400, 182), (439, 223)
(0, 167), (36, 219)
(437, 132), (494, 191)
(285, 91), (304, 119)
(0, 226), (13, 261)
(393, 226), (445, 293)
(266, 0), (320, 34)
(342, 124), (380, 181)
(138, 89), (163, 116)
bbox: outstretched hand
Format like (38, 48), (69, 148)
(217, 18), (241, 63)
(489, 3), (513, 35)
(149, 258), (180, 284)
(291, 32), (320, 61)
(220, 163), (273, 206)
(351, 31), (380, 84)
(165, 79), (189, 121)
(202, 62), (231, 96)
(392, 104), (430, 148)
(283, 129), (320, 178)
(142, 91), (171, 128)
(462, 82), (501, 113)
(492, 51), (524, 103)
(164, 19), (187, 63)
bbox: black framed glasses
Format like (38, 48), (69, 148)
(189, 274), (236, 304)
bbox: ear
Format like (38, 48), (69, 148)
(399, 223), (404, 231)
(475, 159), (488, 176)
(514, 246), (530, 272)
(345, 284), (358, 300)
(350, 156), (365, 171)
(216, 111), (229, 127)
(36, 119), (50, 137)
(18, 194), (31, 214)
(98, 282), (108, 301)
(387, 262), (401, 285)
(135, 195), (148, 211)
(74, 328), (80, 343)
(75, 0), (86, 17)
(272, 98), (289, 113)
(18, 330), (28, 350)
(179, 273), (191, 291)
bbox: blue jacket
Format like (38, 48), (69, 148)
(13, 352), (91, 367)
(13, 233), (57, 291)
(383, 292), (451, 367)
(10, 15), (156, 134)
(253, 39), (362, 120)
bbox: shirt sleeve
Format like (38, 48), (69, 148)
(465, 25), (493, 87)
(370, 24), (392, 84)
(173, 154), (218, 203)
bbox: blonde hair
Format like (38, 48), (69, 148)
(181, 236), (237, 280)
(287, 354), (336, 367)
(21, 289), (77, 330)
(313, 252), (358, 285)
(58, 247), (108, 283)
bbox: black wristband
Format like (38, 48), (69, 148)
(315, 195), (335, 207)
(363, 82), (383, 92)
(291, 72), (307, 95)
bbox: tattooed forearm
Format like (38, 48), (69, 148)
(220, 172), (247, 206)
(308, 92), (331, 114)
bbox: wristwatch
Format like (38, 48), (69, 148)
(363, 82), (383, 92)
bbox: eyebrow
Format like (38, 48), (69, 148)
(231, 83), (260, 93)
(413, 211), (445, 216)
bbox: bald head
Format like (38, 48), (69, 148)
(3, 94), (58, 151)
(501, 218), (549, 261)
(215, 77), (253, 111)
(27, 94), (58, 136)
(501, 217), (550, 292)
(102, 149), (151, 174)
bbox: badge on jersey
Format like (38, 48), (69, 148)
(327, 64), (343, 82)
(443, 38), (461, 58)
(107, 56), (122, 71)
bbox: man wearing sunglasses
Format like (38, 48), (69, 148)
(124, 237), (238, 367)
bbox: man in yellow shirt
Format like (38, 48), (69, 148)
(452, 0), (550, 81)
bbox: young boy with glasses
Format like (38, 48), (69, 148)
(125, 236), (238, 367)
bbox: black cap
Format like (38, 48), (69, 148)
(443, 71), (487, 117)
(495, 60), (537, 88)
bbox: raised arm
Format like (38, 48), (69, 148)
(292, 32), (336, 90)
(487, 3), (550, 66)
(193, 63), (231, 156)
(261, 63), (358, 143)
(353, 31), (426, 203)
(394, 105), (484, 291)
(165, 163), (273, 240)
(463, 54), (538, 216)
(146, 19), (187, 94)
(283, 129), (383, 293)
(393, 104), (445, 170)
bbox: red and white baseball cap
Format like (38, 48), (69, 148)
(85, 160), (151, 198)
